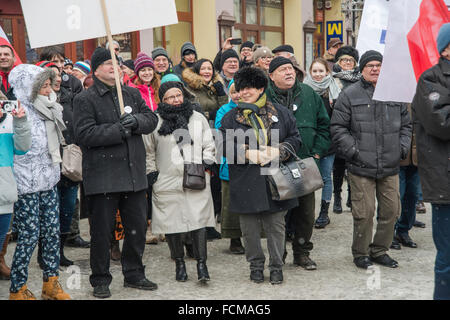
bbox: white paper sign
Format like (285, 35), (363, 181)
(20, 0), (178, 48)
(356, 0), (390, 57)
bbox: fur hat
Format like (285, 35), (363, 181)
(234, 67), (268, 91)
(334, 46), (359, 63)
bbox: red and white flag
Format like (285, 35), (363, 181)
(373, 0), (449, 103)
(0, 25), (22, 66)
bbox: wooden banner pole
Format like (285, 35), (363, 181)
(100, 0), (125, 114)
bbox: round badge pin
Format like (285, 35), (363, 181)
(124, 106), (133, 114)
(293, 104), (298, 111)
(62, 74), (69, 82)
(428, 92), (440, 101)
(272, 115), (279, 122)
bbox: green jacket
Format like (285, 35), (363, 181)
(266, 80), (331, 160)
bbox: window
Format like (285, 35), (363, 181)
(233, 0), (284, 49)
(153, 0), (193, 64)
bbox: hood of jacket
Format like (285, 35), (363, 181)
(30, 68), (57, 103)
(8, 64), (44, 104)
(182, 67), (223, 92)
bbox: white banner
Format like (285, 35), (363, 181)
(20, 0), (178, 49)
(373, 0), (421, 103)
(356, 0), (390, 57)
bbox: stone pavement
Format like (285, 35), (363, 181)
(0, 184), (435, 300)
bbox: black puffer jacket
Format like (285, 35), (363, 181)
(330, 78), (412, 179)
(412, 58), (450, 204)
(73, 76), (158, 196)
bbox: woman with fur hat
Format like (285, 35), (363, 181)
(332, 45), (361, 89)
(219, 67), (301, 285)
(143, 81), (216, 283)
(182, 58), (228, 122)
(8, 64), (70, 300)
(128, 52), (160, 111)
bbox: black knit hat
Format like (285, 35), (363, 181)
(359, 50), (383, 72)
(159, 81), (186, 102)
(272, 44), (294, 54)
(220, 49), (240, 69)
(234, 67), (268, 91)
(91, 47), (116, 73)
(334, 45), (359, 63)
(240, 41), (254, 52)
(268, 56), (293, 74)
(123, 59), (135, 71)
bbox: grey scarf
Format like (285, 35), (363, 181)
(33, 92), (66, 163)
(303, 74), (342, 101)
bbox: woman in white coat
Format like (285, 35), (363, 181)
(143, 81), (216, 283)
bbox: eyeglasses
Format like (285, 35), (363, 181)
(260, 56), (273, 61)
(365, 63), (382, 70)
(340, 58), (354, 64)
(114, 48), (120, 52)
(224, 60), (239, 65)
(164, 93), (183, 103)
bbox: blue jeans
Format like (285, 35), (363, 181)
(58, 184), (78, 234)
(432, 203), (450, 300)
(319, 154), (335, 202)
(0, 213), (12, 248)
(395, 165), (420, 235)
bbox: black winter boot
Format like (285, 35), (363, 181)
(346, 188), (352, 209)
(60, 234), (74, 267)
(315, 200), (331, 229)
(175, 258), (188, 282)
(192, 228), (210, 282)
(333, 193), (343, 214)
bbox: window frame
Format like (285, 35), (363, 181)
(233, 0), (285, 44)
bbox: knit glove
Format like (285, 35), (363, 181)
(212, 81), (226, 96)
(120, 113), (138, 130)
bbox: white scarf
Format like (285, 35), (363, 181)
(33, 91), (66, 163)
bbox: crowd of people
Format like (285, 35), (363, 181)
(0, 23), (449, 300)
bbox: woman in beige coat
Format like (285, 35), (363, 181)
(143, 81), (216, 283)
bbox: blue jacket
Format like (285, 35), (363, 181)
(215, 99), (237, 181)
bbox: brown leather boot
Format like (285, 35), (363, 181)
(9, 284), (37, 300)
(145, 220), (158, 245)
(41, 276), (71, 300)
(0, 233), (11, 280)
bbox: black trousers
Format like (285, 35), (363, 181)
(290, 192), (315, 257)
(87, 190), (147, 287)
(333, 156), (350, 195)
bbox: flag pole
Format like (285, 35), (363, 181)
(100, 0), (125, 114)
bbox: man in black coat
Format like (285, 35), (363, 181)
(331, 50), (411, 270)
(73, 47), (158, 298)
(412, 23), (450, 300)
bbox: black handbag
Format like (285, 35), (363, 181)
(177, 143), (206, 190)
(267, 143), (324, 201)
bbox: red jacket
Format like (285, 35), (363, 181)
(128, 81), (158, 111)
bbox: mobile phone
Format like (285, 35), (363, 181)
(230, 38), (242, 45)
(0, 100), (19, 114)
